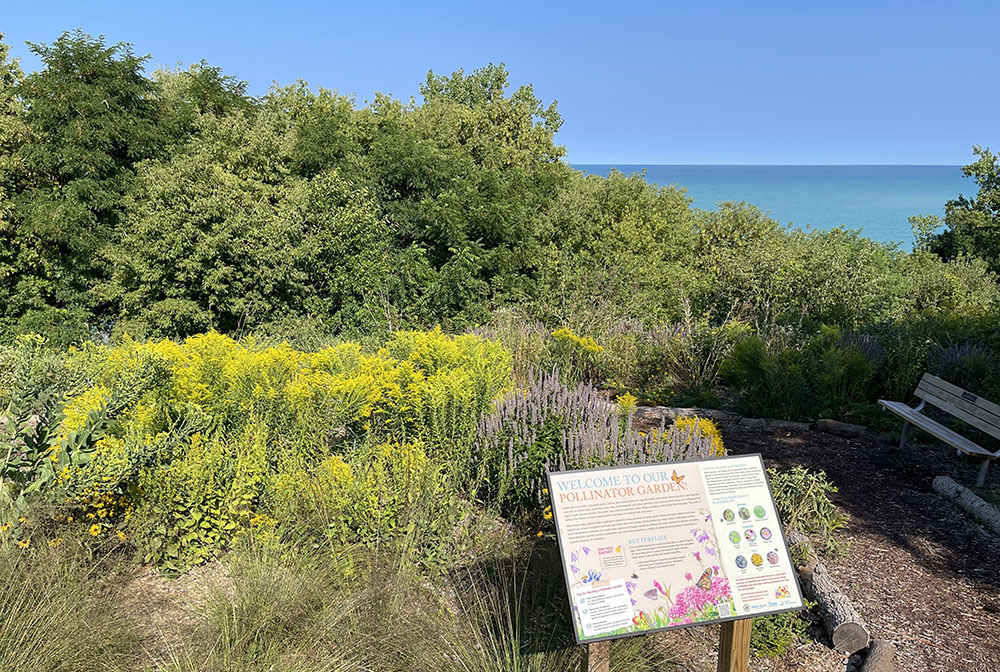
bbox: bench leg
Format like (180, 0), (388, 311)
(976, 459), (990, 488)
(898, 421), (910, 449)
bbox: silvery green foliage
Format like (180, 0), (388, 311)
(472, 368), (713, 512)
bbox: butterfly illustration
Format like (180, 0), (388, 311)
(643, 588), (658, 600)
(671, 469), (685, 485)
(695, 568), (713, 591)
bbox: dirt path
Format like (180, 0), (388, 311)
(714, 421), (1000, 672)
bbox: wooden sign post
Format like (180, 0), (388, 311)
(717, 619), (752, 672)
(580, 640), (610, 672)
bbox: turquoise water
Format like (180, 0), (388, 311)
(574, 165), (971, 248)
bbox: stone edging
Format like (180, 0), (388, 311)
(633, 405), (873, 438)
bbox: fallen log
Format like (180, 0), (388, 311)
(788, 531), (871, 655)
(858, 638), (896, 672)
(932, 475), (1000, 537)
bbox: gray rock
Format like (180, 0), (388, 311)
(812, 418), (867, 438)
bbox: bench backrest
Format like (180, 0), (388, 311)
(915, 373), (1000, 440)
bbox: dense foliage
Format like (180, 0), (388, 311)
(1, 31), (997, 352)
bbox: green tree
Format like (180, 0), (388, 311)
(369, 63), (571, 328)
(0, 33), (33, 325)
(916, 146), (1000, 273)
(155, 60), (253, 142)
(8, 30), (167, 322)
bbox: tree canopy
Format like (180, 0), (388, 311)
(0, 30), (997, 345)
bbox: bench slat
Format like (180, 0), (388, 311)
(919, 374), (1000, 418)
(915, 374), (1000, 440)
(917, 374), (1000, 425)
(878, 400), (999, 458)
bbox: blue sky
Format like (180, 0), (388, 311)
(3, 1), (997, 164)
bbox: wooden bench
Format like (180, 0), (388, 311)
(879, 373), (1000, 487)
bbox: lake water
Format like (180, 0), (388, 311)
(574, 165), (971, 249)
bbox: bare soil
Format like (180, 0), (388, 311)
(642, 415), (1000, 672)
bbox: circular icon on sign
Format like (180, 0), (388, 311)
(728, 531), (741, 544)
(738, 507), (751, 520)
(751, 553), (763, 567)
(744, 529), (756, 542)
(723, 509), (735, 522)
(766, 551), (779, 566)
(735, 555), (748, 569)
(754, 505), (766, 519)
(759, 527), (772, 541)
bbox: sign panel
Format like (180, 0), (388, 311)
(546, 454), (803, 643)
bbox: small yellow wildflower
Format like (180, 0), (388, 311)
(542, 488), (548, 495)
(88, 524), (101, 536)
(544, 512), (553, 520)
(18, 516), (28, 524)
(536, 531), (544, 538)
(0, 522), (9, 532)
(17, 539), (30, 549)
(115, 530), (127, 542)
(49, 537), (63, 548)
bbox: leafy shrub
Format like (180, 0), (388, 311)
(721, 326), (882, 421)
(751, 610), (810, 657)
(0, 334), (74, 413)
(640, 309), (751, 405)
(767, 466), (846, 554)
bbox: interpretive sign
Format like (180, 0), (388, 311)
(546, 454), (803, 643)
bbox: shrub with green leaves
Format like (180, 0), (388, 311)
(751, 610), (810, 657)
(767, 466), (846, 554)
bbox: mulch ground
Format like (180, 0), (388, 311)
(642, 415), (1000, 672)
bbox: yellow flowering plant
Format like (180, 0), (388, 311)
(5, 329), (511, 569)
(549, 327), (605, 385)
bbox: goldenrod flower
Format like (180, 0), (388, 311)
(88, 524), (101, 536)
